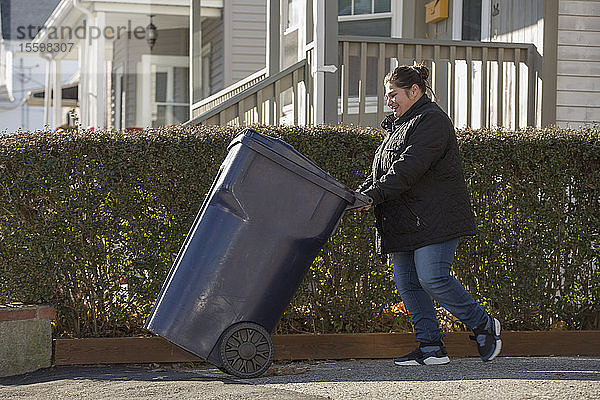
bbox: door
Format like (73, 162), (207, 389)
(139, 55), (189, 127)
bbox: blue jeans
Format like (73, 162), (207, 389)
(392, 238), (488, 344)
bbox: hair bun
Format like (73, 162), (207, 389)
(413, 64), (430, 82)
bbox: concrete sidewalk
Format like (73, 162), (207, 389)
(1, 357), (599, 399)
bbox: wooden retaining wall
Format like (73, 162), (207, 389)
(54, 331), (600, 366)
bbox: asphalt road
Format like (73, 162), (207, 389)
(1, 357), (599, 399)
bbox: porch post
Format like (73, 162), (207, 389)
(266, 0), (280, 76)
(43, 57), (52, 129)
(266, 0), (280, 124)
(78, 38), (88, 128)
(52, 59), (62, 130)
(94, 11), (108, 128)
(312, 0), (338, 125)
(191, 0), (203, 107)
(87, 18), (98, 128)
(542, 0), (558, 127)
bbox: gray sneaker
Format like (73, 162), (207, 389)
(394, 342), (450, 365)
(470, 316), (502, 361)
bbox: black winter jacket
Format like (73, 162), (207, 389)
(358, 95), (476, 254)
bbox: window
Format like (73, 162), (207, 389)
(462, 0), (482, 40)
(285, 0), (302, 31)
(151, 65), (189, 127)
(283, 0), (303, 68)
(338, 0), (390, 16)
(140, 56), (189, 128)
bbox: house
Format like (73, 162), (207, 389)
(32, 0), (191, 130)
(27, 0), (600, 131)
(189, 0), (600, 130)
(190, 0), (267, 104)
(0, 0), (79, 132)
(32, 0), (268, 131)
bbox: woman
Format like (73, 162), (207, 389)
(357, 64), (501, 365)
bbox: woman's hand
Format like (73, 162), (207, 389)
(354, 204), (371, 212)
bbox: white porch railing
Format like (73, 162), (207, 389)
(187, 60), (307, 126)
(189, 37), (543, 129)
(190, 67), (267, 120)
(339, 36), (542, 129)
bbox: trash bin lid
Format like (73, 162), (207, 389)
(229, 129), (355, 204)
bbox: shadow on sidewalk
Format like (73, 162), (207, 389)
(249, 357), (600, 384)
(1, 357), (599, 387)
(0, 364), (243, 387)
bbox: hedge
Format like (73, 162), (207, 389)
(0, 125), (598, 337)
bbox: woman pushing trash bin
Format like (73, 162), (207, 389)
(356, 63), (501, 365)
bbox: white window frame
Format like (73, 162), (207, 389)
(283, 0), (302, 34)
(452, 0), (463, 40)
(481, 0), (492, 41)
(282, 0), (307, 68)
(338, 0), (392, 20)
(138, 55), (189, 128)
(391, 0), (402, 38)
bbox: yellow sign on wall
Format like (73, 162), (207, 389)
(425, 0), (449, 24)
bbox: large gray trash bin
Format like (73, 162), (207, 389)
(145, 128), (371, 378)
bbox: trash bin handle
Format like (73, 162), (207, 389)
(345, 192), (373, 211)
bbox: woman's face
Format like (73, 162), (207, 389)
(385, 82), (420, 118)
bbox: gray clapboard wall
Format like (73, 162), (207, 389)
(202, 16), (225, 95)
(556, 0), (600, 127)
(223, 0), (267, 85)
(490, 0), (544, 50)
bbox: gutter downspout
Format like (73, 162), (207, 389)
(0, 33), (29, 111)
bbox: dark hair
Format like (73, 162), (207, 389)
(384, 63), (430, 95)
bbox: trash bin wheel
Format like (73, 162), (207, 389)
(219, 322), (274, 378)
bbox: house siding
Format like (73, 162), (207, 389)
(226, 0), (266, 85)
(490, 0), (544, 51)
(112, 33), (144, 128)
(202, 16), (224, 94)
(556, 0), (600, 127)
